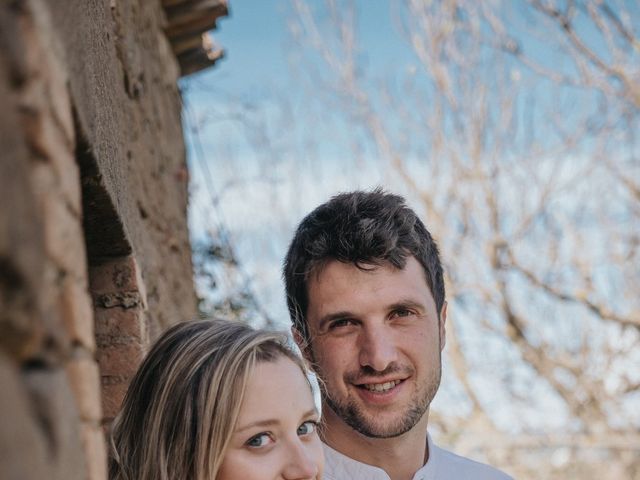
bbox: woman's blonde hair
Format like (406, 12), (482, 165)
(109, 319), (307, 480)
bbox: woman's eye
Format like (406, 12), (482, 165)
(297, 421), (318, 436)
(246, 433), (272, 448)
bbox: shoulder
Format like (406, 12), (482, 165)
(429, 443), (513, 480)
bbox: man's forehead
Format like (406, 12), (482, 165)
(306, 257), (431, 300)
(306, 258), (400, 283)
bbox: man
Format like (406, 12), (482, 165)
(284, 189), (512, 480)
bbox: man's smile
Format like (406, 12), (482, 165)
(360, 379), (403, 392)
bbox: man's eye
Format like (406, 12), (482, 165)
(246, 433), (272, 448)
(391, 309), (414, 318)
(297, 421), (318, 436)
(329, 319), (354, 329)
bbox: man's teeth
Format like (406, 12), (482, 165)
(363, 380), (400, 392)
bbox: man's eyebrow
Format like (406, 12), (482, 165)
(388, 299), (426, 311)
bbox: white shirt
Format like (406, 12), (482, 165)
(322, 434), (513, 480)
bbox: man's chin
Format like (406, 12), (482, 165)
(349, 415), (417, 439)
(326, 399), (418, 439)
(357, 427), (409, 439)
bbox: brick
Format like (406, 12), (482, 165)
(44, 43), (75, 147)
(23, 105), (81, 216)
(60, 278), (96, 352)
(23, 367), (86, 479)
(101, 382), (130, 421)
(95, 291), (145, 309)
(29, 160), (56, 201)
(0, 354), (49, 479)
(94, 306), (147, 343)
(0, 307), (47, 363)
(89, 256), (141, 293)
(24, 0), (75, 148)
(89, 256), (147, 309)
(42, 195), (87, 278)
(29, 114), (82, 217)
(97, 342), (145, 377)
(20, 63), (81, 216)
(52, 154), (82, 217)
(22, 103), (74, 171)
(80, 424), (108, 480)
(66, 355), (102, 422)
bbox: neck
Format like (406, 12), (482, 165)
(320, 405), (430, 480)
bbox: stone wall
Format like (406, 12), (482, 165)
(0, 1), (225, 478)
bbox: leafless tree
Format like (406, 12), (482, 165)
(288, 1), (640, 478)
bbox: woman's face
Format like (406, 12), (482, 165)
(217, 356), (324, 480)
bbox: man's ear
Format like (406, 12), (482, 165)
(292, 327), (314, 364)
(439, 301), (447, 351)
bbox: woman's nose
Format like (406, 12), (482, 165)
(282, 440), (321, 479)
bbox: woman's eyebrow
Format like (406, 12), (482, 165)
(235, 408), (319, 434)
(235, 419), (279, 434)
(301, 408), (319, 420)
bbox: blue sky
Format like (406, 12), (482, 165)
(180, 1), (640, 437)
(182, 1), (414, 100)
(183, 1), (292, 99)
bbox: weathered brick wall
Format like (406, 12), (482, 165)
(0, 0), (207, 478)
(91, 256), (149, 422)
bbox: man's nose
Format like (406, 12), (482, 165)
(283, 440), (320, 479)
(358, 323), (397, 372)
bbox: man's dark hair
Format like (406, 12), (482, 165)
(283, 188), (445, 340)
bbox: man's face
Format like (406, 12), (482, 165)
(303, 257), (446, 438)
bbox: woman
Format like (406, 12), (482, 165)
(109, 319), (324, 480)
